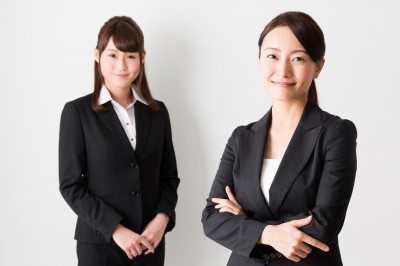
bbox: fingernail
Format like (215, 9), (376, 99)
(324, 246), (330, 252)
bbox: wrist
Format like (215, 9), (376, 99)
(156, 212), (170, 223)
(112, 224), (124, 238)
(259, 225), (274, 245)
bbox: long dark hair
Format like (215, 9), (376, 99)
(91, 16), (158, 112)
(258, 11), (325, 105)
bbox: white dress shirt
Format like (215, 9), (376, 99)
(260, 158), (282, 204)
(98, 85), (148, 150)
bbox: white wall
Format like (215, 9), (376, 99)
(0, 0), (399, 265)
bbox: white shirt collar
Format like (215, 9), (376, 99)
(98, 85), (148, 106)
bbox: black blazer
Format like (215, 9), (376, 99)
(59, 94), (179, 248)
(202, 101), (357, 266)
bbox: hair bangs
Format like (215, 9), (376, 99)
(112, 22), (143, 53)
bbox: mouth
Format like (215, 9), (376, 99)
(114, 74), (129, 78)
(271, 80), (296, 87)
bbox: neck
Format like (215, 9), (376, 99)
(107, 85), (133, 108)
(270, 98), (307, 130)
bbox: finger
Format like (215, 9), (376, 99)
(140, 238), (155, 253)
(215, 201), (235, 210)
(130, 248), (138, 257)
(124, 249), (133, 260)
(211, 198), (225, 204)
(219, 206), (238, 215)
(287, 254), (301, 262)
(225, 186), (239, 205)
(295, 249), (308, 259)
(152, 240), (160, 250)
(299, 243), (312, 254)
(290, 215), (313, 228)
(214, 202), (227, 209)
(133, 244), (142, 256)
(302, 234), (329, 252)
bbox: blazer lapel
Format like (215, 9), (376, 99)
(240, 109), (276, 220)
(97, 102), (138, 163)
(269, 101), (323, 214)
(134, 101), (152, 155)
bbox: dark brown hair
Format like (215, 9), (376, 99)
(91, 16), (158, 112)
(258, 11), (325, 105)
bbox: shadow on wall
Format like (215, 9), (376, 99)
(148, 29), (211, 266)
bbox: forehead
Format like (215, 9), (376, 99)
(261, 26), (305, 51)
(104, 37), (117, 49)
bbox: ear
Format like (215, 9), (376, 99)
(314, 58), (325, 79)
(94, 48), (100, 63)
(142, 51), (146, 64)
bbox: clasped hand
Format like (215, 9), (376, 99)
(112, 213), (169, 259)
(212, 186), (329, 262)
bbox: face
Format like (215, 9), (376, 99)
(259, 26), (324, 103)
(95, 37), (144, 94)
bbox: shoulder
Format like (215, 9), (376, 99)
(63, 93), (92, 110)
(318, 109), (358, 153)
(320, 109), (357, 138)
(61, 93), (93, 120)
(155, 100), (167, 112)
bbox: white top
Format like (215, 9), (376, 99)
(260, 158), (282, 204)
(98, 85), (148, 150)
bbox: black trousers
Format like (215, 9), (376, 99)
(77, 239), (165, 266)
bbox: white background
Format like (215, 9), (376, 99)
(1, 0), (399, 265)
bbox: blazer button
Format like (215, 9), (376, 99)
(275, 252), (282, 258)
(130, 163), (139, 169)
(262, 254), (270, 260)
(132, 191), (141, 198)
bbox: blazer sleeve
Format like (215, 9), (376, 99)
(154, 102), (180, 232)
(298, 119), (358, 244)
(59, 102), (123, 242)
(202, 128), (279, 258)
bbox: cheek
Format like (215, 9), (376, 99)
(259, 62), (272, 79)
(130, 61), (142, 75)
(295, 66), (315, 82)
(99, 59), (113, 74)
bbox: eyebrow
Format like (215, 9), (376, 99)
(105, 49), (119, 52)
(264, 47), (308, 54)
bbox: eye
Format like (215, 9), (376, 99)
(108, 54), (116, 58)
(267, 54), (277, 60)
(292, 57), (305, 62)
(128, 55), (136, 59)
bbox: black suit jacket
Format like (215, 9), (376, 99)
(202, 101), (357, 266)
(59, 94), (179, 247)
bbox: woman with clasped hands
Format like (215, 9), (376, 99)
(59, 16), (179, 265)
(202, 11), (357, 266)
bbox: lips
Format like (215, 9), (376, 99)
(271, 80), (296, 86)
(114, 74), (129, 78)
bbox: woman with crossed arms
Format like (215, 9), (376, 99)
(202, 11), (357, 266)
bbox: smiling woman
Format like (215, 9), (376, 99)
(202, 11), (357, 266)
(259, 26), (324, 104)
(59, 16), (179, 266)
(94, 37), (143, 107)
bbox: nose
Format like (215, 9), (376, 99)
(276, 59), (292, 78)
(117, 57), (127, 71)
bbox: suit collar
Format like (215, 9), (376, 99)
(269, 100), (323, 214)
(98, 85), (148, 106)
(240, 100), (323, 217)
(250, 100), (322, 133)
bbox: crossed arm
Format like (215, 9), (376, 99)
(212, 186), (328, 262)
